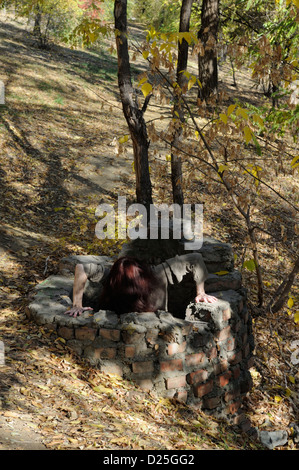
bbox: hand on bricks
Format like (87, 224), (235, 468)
(195, 294), (218, 304)
(64, 306), (93, 317)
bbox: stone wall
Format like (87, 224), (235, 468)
(26, 237), (255, 432)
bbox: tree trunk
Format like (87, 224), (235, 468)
(114, 0), (153, 213)
(170, 0), (193, 206)
(268, 256), (299, 313)
(33, 9), (42, 39)
(198, 0), (219, 101)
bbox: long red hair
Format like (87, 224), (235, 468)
(99, 257), (160, 314)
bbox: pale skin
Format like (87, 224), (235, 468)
(65, 263), (218, 318)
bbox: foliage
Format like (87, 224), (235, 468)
(1, 0), (84, 45)
(133, 0), (182, 31)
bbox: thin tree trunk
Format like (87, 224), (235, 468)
(268, 256), (299, 313)
(114, 0), (153, 213)
(170, 0), (193, 206)
(198, 0), (219, 101)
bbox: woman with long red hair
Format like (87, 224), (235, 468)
(66, 253), (217, 317)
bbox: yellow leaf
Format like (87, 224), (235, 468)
(236, 107), (249, 120)
(294, 311), (299, 324)
(138, 76), (148, 86)
(142, 50), (149, 60)
(119, 135), (129, 144)
(219, 113), (228, 124)
(288, 375), (295, 384)
(291, 155), (299, 168)
(181, 32), (192, 44)
(253, 114), (264, 127)
(244, 126), (252, 144)
(214, 271), (229, 275)
(274, 395), (282, 403)
(188, 75), (197, 90)
(93, 385), (113, 395)
(287, 297), (294, 308)
(218, 164), (228, 173)
(141, 82), (153, 98)
(227, 104), (237, 116)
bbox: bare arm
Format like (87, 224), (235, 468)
(164, 254), (218, 304)
(195, 281), (218, 304)
(183, 254), (218, 304)
(65, 264), (93, 317)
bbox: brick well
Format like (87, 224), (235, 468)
(27, 238), (255, 431)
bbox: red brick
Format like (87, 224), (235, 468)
(217, 326), (231, 341)
(207, 347), (217, 360)
(132, 361), (154, 374)
(228, 350), (242, 365)
(218, 371), (232, 387)
(99, 328), (120, 342)
(203, 396), (221, 409)
(167, 342), (186, 356)
(227, 401), (241, 414)
(57, 326), (74, 340)
(187, 369), (208, 385)
(160, 359), (183, 372)
(125, 346), (135, 358)
(224, 387), (241, 403)
(213, 360), (228, 375)
(226, 337), (236, 351)
(175, 391), (188, 403)
(222, 308), (231, 321)
(93, 347), (116, 360)
(193, 380), (213, 398)
(146, 329), (159, 345)
(166, 375), (187, 390)
(185, 352), (205, 367)
(75, 327), (97, 341)
(233, 366), (241, 379)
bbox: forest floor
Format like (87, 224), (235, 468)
(0, 12), (298, 451)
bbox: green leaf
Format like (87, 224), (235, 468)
(243, 259), (256, 272)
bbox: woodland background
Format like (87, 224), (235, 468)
(0, 0), (298, 450)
